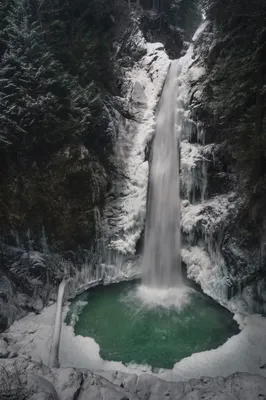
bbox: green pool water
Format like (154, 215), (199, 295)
(65, 281), (239, 369)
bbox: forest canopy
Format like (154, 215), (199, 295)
(0, 0), (116, 162)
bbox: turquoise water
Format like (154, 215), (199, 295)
(65, 281), (239, 369)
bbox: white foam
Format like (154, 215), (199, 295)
(131, 285), (193, 311)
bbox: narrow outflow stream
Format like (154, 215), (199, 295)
(143, 60), (182, 288)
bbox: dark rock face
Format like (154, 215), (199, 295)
(220, 194), (266, 311)
(139, 0), (201, 59)
(140, 12), (184, 59)
(0, 145), (108, 252)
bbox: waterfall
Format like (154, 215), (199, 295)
(142, 60), (182, 288)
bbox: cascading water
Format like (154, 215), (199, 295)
(143, 60), (182, 288)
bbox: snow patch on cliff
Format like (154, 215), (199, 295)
(182, 195), (230, 236)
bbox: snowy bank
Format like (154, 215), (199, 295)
(2, 302), (266, 384)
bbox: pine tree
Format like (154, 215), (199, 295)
(0, 0), (106, 159)
(0, 0), (9, 56)
(0, 1), (67, 151)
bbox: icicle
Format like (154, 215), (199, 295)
(201, 159), (208, 202)
(26, 228), (34, 251)
(15, 231), (20, 248)
(196, 121), (205, 145)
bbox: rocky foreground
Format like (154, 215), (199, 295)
(1, 334), (266, 400)
(1, 353), (266, 400)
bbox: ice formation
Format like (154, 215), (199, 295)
(101, 39), (170, 258)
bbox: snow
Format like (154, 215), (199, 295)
(181, 141), (203, 170)
(182, 246), (230, 304)
(3, 302), (266, 384)
(181, 193), (236, 305)
(4, 304), (153, 375)
(180, 141), (206, 201)
(182, 195), (230, 236)
(146, 43), (165, 53)
(159, 314), (266, 382)
(102, 257), (142, 284)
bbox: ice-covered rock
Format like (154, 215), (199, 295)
(176, 20), (266, 313)
(101, 26), (170, 258)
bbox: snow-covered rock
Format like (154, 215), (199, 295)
(179, 20), (266, 313)
(0, 338), (8, 350)
(1, 357), (266, 400)
(0, 348), (9, 358)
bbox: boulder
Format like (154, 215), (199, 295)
(0, 348), (9, 358)
(0, 338), (8, 350)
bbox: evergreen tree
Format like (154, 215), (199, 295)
(0, 0), (9, 56)
(0, 0), (111, 161)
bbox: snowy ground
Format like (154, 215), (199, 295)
(3, 298), (266, 383)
